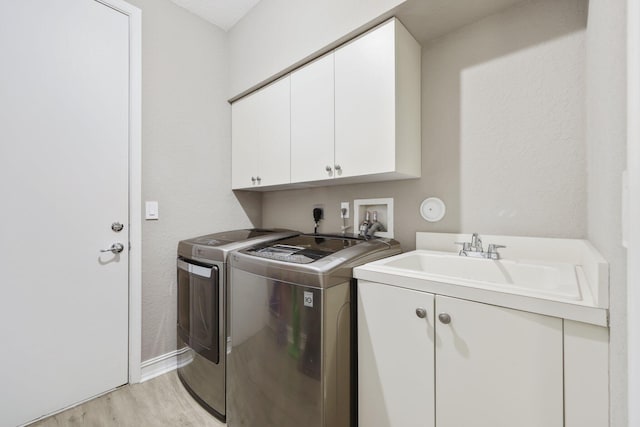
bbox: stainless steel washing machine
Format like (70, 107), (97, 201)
(228, 233), (401, 427)
(176, 228), (299, 421)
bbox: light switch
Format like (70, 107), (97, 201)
(145, 201), (159, 220)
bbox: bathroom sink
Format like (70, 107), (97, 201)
(380, 250), (581, 300)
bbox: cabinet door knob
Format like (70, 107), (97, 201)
(256, 176), (261, 183)
(251, 176), (256, 183)
(325, 165), (332, 172)
(438, 313), (452, 324)
(334, 164), (342, 171)
(415, 307), (427, 318)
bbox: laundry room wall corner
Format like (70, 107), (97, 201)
(125, 0), (260, 364)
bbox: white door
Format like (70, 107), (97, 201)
(435, 296), (563, 427)
(334, 20), (396, 178)
(0, 1), (130, 425)
(232, 94), (260, 189)
(291, 53), (335, 183)
(358, 281), (435, 427)
(231, 77), (290, 189)
(255, 77), (291, 187)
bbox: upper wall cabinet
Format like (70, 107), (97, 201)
(334, 18), (421, 181)
(232, 18), (421, 190)
(231, 77), (291, 189)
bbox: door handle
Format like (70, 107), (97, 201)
(177, 259), (212, 278)
(101, 243), (124, 254)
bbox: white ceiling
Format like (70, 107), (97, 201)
(395, 0), (524, 44)
(171, 0), (525, 43)
(169, 0), (261, 31)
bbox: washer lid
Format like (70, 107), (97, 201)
(231, 233), (402, 288)
(244, 234), (369, 264)
(190, 228), (290, 246)
(178, 228), (299, 263)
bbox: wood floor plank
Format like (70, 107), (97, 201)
(28, 372), (225, 427)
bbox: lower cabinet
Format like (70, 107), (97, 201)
(435, 295), (563, 427)
(358, 283), (435, 427)
(358, 280), (564, 427)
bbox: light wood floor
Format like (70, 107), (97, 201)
(29, 372), (225, 427)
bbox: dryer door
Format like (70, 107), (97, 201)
(177, 258), (220, 364)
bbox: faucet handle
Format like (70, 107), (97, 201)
(454, 241), (471, 252)
(487, 244), (506, 259)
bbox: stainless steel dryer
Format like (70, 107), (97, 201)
(176, 228), (299, 421)
(228, 234), (401, 427)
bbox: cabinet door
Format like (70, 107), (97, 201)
(335, 20), (396, 178)
(256, 76), (291, 187)
(231, 93), (260, 189)
(358, 281), (435, 427)
(291, 53), (335, 183)
(435, 296), (563, 427)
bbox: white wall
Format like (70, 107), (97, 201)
(627, 1), (640, 424)
(585, 1), (628, 426)
(427, 0), (586, 237)
(227, 0), (406, 97)
(261, 0), (587, 251)
(126, 0), (261, 361)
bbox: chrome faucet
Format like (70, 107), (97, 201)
(359, 211), (386, 239)
(470, 233), (483, 252)
(359, 211), (371, 237)
(455, 233), (506, 260)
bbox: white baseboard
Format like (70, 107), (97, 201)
(140, 347), (189, 383)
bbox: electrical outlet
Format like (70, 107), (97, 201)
(340, 202), (349, 218)
(312, 204), (324, 219)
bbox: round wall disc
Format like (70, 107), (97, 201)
(420, 197), (446, 222)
